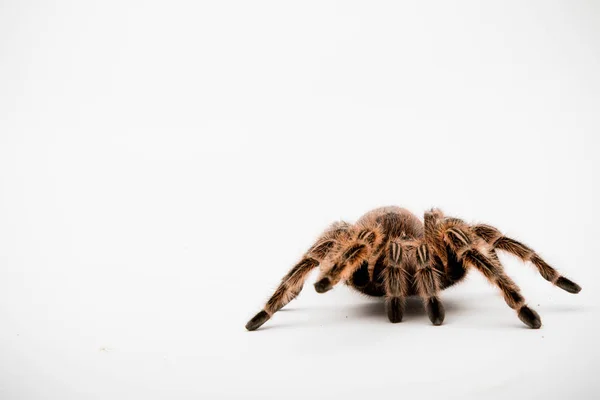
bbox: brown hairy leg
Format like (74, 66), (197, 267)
(473, 224), (581, 294)
(245, 257), (320, 331)
(445, 226), (542, 329)
(383, 241), (409, 323)
(245, 222), (350, 331)
(313, 228), (377, 293)
(413, 243), (445, 325)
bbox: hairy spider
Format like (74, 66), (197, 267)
(246, 206), (581, 331)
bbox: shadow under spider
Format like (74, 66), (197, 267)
(257, 295), (585, 331)
(261, 296), (464, 331)
(351, 296), (462, 320)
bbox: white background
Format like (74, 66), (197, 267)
(1, 1), (599, 399)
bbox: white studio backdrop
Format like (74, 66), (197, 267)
(0, 1), (599, 399)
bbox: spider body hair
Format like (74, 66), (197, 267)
(246, 206), (581, 331)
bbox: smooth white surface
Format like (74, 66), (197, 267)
(1, 1), (599, 399)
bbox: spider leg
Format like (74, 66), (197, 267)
(245, 257), (320, 331)
(473, 224), (581, 294)
(383, 241), (410, 323)
(313, 246), (368, 293)
(444, 226), (542, 329)
(245, 222), (350, 331)
(413, 242), (445, 325)
(313, 228), (378, 293)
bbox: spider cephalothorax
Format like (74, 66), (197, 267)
(246, 206), (581, 331)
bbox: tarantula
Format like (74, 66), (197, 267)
(246, 206), (581, 331)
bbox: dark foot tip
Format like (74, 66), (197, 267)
(556, 276), (581, 294)
(386, 297), (404, 323)
(426, 297), (445, 326)
(245, 310), (270, 331)
(314, 278), (332, 293)
(518, 305), (542, 329)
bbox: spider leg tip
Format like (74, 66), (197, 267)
(314, 278), (332, 293)
(555, 277), (581, 294)
(386, 297), (404, 323)
(426, 297), (445, 326)
(518, 305), (542, 329)
(245, 310), (270, 331)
